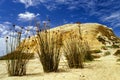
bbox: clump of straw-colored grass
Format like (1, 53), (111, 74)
(63, 38), (84, 68)
(6, 25), (34, 76)
(36, 22), (63, 72)
(63, 24), (93, 68)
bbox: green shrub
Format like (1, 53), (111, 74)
(104, 51), (111, 56)
(101, 46), (107, 50)
(114, 50), (120, 56)
(112, 45), (119, 48)
(116, 58), (120, 62)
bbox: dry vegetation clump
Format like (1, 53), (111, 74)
(63, 39), (86, 68)
(101, 46), (108, 50)
(116, 58), (120, 62)
(104, 51), (111, 56)
(35, 22), (63, 72)
(84, 42), (93, 61)
(63, 24), (93, 68)
(5, 25), (34, 76)
(114, 49), (120, 56)
(63, 38), (93, 68)
(112, 44), (119, 48)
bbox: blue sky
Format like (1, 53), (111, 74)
(0, 0), (120, 55)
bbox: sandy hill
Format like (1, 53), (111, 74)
(3, 23), (119, 56)
(22, 23), (120, 53)
(49, 23), (119, 49)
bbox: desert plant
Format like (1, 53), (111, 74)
(101, 46), (107, 50)
(63, 24), (92, 68)
(35, 21), (63, 72)
(112, 44), (119, 48)
(5, 25), (34, 76)
(104, 51), (111, 56)
(84, 42), (93, 61)
(63, 38), (92, 68)
(63, 38), (84, 68)
(114, 49), (120, 56)
(116, 58), (120, 62)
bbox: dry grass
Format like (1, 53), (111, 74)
(35, 22), (63, 72)
(63, 24), (93, 68)
(5, 25), (34, 76)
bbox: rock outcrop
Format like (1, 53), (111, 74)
(23, 23), (120, 53)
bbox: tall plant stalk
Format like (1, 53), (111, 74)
(63, 23), (92, 68)
(6, 25), (34, 76)
(36, 21), (63, 72)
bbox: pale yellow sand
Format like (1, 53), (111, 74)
(0, 49), (120, 80)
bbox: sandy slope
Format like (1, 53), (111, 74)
(0, 49), (120, 80)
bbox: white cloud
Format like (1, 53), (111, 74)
(18, 0), (38, 8)
(18, 11), (40, 21)
(15, 0), (96, 11)
(3, 21), (11, 25)
(103, 13), (120, 21)
(100, 11), (120, 29)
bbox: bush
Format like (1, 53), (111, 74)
(63, 38), (93, 68)
(104, 51), (111, 56)
(63, 39), (84, 68)
(36, 22), (63, 72)
(116, 58), (120, 62)
(114, 50), (120, 56)
(84, 42), (93, 61)
(101, 46), (107, 50)
(112, 45), (119, 48)
(5, 25), (34, 76)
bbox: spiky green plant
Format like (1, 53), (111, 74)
(6, 25), (34, 76)
(36, 22), (63, 72)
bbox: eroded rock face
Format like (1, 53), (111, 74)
(24, 23), (120, 53)
(52, 23), (119, 49)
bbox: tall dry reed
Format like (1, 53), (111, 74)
(63, 24), (93, 68)
(6, 25), (34, 76)
(35, 21), (63, 72)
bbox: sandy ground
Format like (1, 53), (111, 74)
(0, 49), (120, 80)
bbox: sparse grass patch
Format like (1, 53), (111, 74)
(116, 58), (120, 62)
(104, 51), (111, 56)
(112, 45), (119, 48)
(114, 49), (120, 56)
(101, 46), (107, 50)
